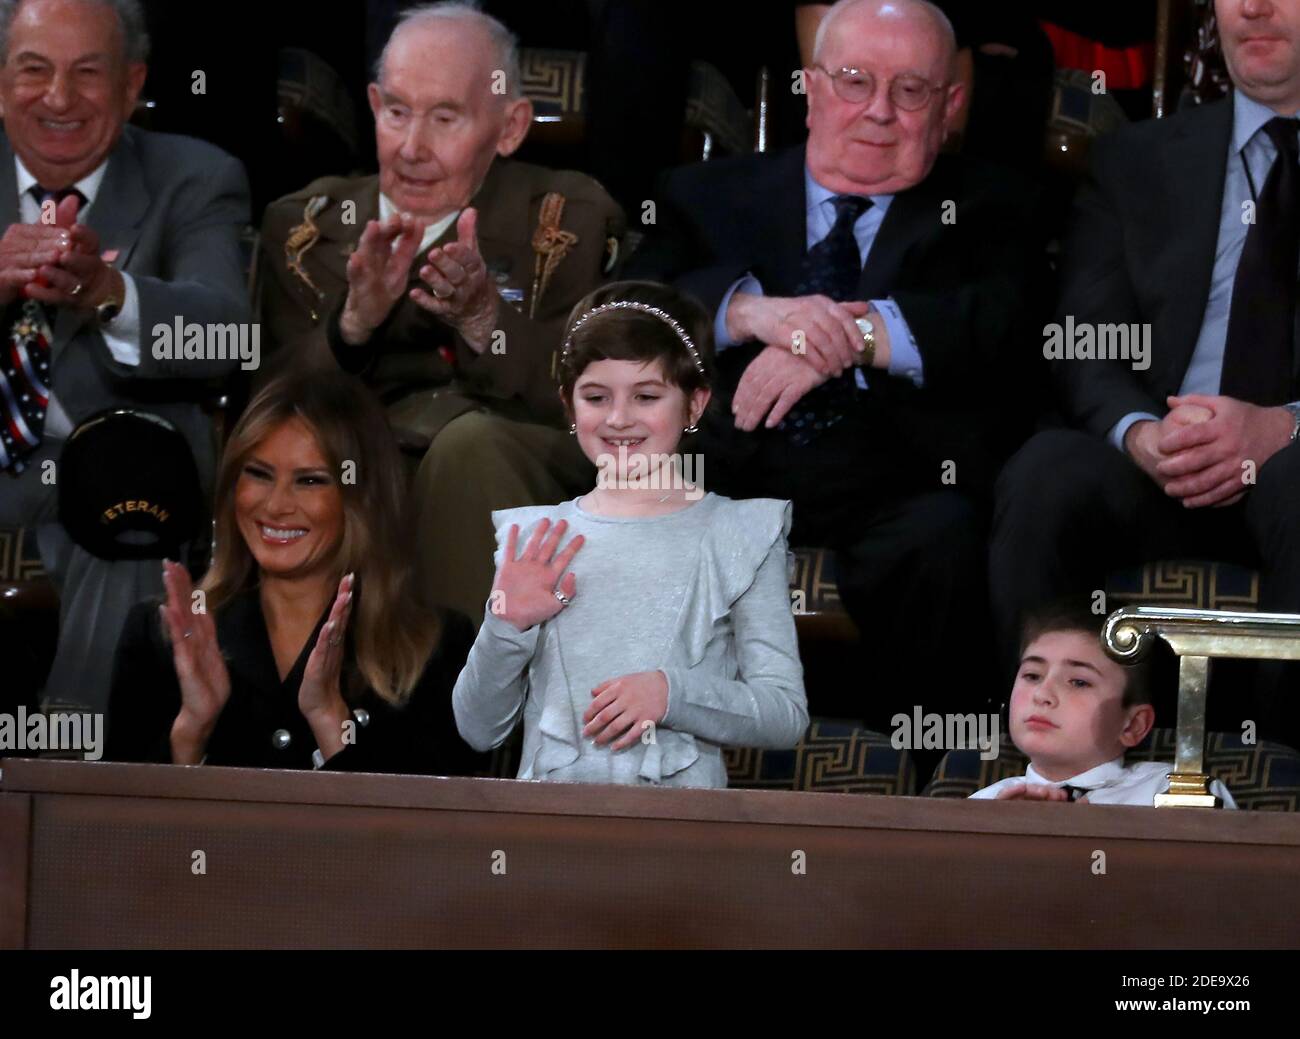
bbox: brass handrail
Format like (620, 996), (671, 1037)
(1103, 606), (1300, 807)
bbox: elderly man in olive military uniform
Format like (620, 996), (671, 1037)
(259, 2), (623, 622)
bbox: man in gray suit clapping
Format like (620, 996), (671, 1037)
(0, 0), (251, 712)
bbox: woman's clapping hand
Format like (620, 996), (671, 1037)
(160, 559), (231, 764)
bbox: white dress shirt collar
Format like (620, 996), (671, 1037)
(1025, 755), (1127, 790)
(378, 192), (459, 255)
(804, 166), (894, 224)
(14, 155), (109, 217)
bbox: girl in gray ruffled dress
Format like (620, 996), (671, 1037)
(452, 280), (806, 785)
(452, 281), (809, 787)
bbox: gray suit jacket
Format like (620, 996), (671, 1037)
(0, 124), (251, 506)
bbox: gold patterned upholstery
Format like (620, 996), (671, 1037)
(518, 48), (751, 161)
(1106, 559), (1260, 612)
(520, 49), (586, 118)
(789, 546), (842, 614)
(724, 721), (916, 795)
(0, 527), (45, 583)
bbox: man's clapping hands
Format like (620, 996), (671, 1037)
(0, 193), (122, 310)
(339, 206), (498, 352)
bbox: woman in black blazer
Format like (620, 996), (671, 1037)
(106, 370), (487, 777)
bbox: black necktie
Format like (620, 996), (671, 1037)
(779, 194), (870, 447)
(1220, 117), (1299, 406)
(27, 183), (86, 213)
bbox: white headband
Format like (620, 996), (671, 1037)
(561, 301), (707, 376)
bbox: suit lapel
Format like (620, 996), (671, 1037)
(755, 146), (810, 296)
(218, 589), (281, 692)
(315, 175), (380, 287)
(856, 161), (946, 299)
(473, 160), (546, 309)
(52, 129), (151, 358)
(1160, 97), (1233, 388)
(0, 139), (18, 237)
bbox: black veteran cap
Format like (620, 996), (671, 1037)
(58, 410), (203, 560)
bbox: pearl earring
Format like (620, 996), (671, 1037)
(683, 423), (699, 434)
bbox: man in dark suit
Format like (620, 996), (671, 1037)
(0, 0), (250, 711)
(991, 0), (1300, 743)
(627, 0), (1046, 725)
(259, 3), (625, 625)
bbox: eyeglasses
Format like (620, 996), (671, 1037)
(813, 65), (946, 111)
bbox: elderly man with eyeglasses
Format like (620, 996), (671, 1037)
(627, 0), (1048, 732)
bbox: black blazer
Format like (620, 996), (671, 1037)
(625, 144), (1049, 497)
(1050, 97), (1283, 438)
(105, 588), (489, 776)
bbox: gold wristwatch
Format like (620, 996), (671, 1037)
(853, 315), (876, 367)
(95, 272), (125, 326)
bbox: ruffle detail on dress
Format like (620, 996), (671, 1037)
(636, 729), (700, 782)
(491, 504), (564, 568)
(673, 497), (793, 671)
(522, 660), (583, 779)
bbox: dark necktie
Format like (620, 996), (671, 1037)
(27, 183), (85, 214)
(1220, 117), (1299, 406)
(778, 194), (870, 447)
(0, 185), (84, 475)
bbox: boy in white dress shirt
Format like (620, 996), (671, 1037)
(971, 604), (1237, 808)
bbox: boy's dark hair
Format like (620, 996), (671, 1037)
(1019, 600), (1153, 708)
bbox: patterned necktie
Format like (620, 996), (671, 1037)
(0, 298), (53, 475)
(0, 185), (83, 475)
(778, 194), (870, 446)
(1220, 117), (1300, 406)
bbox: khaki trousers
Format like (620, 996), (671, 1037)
(403, 404), (592, 625)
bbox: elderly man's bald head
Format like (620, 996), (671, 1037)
(804, 0), (964, 196)
(377, 1), (522, 100)
(367, 0), (533, 221)
(814, 0), (956, 78)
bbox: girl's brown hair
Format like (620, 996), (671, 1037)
(558, 280), (715, 414)
(200, 369), (437, 704)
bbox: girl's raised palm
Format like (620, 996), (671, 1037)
(493, 518), (584, 631)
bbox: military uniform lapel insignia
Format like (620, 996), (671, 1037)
(285, 194), (331, 305)
(530, 191), (577, 319)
